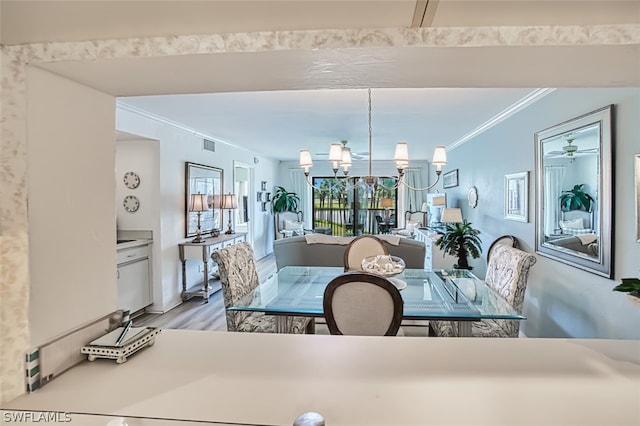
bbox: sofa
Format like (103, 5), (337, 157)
(273, 234), (426, 271)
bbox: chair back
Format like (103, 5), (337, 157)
(487, 235), (518, 262)
(323, 272), (403, 336)
(485, 244), (537, 337)
(404, 211), (427, 228)
(211, 242), (260, 331)
(275, 211), (304, 239)
(343, 235), (388, 271)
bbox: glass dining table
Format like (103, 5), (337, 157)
(228, 267), (525, 336)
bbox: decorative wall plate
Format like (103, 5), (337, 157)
(123, 195), (140, 212)
(468, 186), (478, 208)
(123, 171), (140, 189)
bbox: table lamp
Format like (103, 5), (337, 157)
(189, 193), (209, 243)
(221, 193), (238, 234)
(380, 197), (393, 221)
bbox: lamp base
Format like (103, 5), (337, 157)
(191, 236), (206, 243)
(224, 229), (236, 235)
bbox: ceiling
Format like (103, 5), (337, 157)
(3, 1), (638, 162)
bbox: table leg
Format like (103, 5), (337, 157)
(202, 261), (209, 303)
(457, 321), (472, 337)
(276, 316), (293, 333)
(180, 260), (188, 301)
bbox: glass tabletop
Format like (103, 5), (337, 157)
(229, 267), (524, 321)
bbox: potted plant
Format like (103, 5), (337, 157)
(436, 221), (482, 270)
(271, 186), (300, 213)
(559, 184), (594, 212)
(613, 277), (640, 307)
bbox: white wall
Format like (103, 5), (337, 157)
(115, 138), (162, 310)
(437, 87), (640, 339)
(116, 108), (279, 312)
(26, 67), (117, 345)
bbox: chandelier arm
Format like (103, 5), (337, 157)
(397, 173), (442, 192)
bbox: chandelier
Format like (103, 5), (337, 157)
(298, 88), (447, 192)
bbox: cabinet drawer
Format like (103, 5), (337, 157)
(117, 245), (150, 265)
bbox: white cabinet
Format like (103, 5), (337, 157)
(415, 229), (456, 270)
(117, 243), (152, 314)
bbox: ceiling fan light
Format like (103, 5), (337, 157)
(328, 143), (343, 162)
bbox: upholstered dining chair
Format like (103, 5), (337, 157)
(430, 244), (537, 338)
(211, 242), (313, 334)
(343, 235), (389, 271)
(487, 235), (519, 263)
(323, 272), (404, 336)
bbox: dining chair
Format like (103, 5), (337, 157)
(323, 272), (403, 336)
(430, 244), (537, 337)
(487, 235), (519, 263)
(211, 242), (314, 334)
(343, 235), (389, 271)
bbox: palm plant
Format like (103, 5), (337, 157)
(613, 278), (640, 298)
(436, 221), (482, 270)
(271, 186), (300, 213)
(559, 184), (594, 212)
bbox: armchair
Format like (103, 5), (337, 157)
(393, 211), (427, 237)
(275, 211), (310, 239)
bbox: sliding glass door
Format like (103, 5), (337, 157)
(311, 177), (397, 236)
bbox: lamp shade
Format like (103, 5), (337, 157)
(432, 194), (446, 206)
(221, 193), (238, 209)
(299, 150), (313, 168)
(328, 143), (343, 162)
(340, 146), (352, 167)
(189, 193), (209, 212)
(421, 202), (428, 212)
(441, 208), (463, 223)
(381, 198), (393, 208)
(432, 146), (447, 166)
(393, 142), (409, 163)
(210, 194), (222, 209)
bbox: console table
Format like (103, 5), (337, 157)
(178, 233), (247, 302)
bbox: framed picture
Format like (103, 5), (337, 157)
(505, 171), (528, 222)
(185, 162), (223, 237)
(442, 169), (459, 189)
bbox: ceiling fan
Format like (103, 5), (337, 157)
(315, 140), (369, 160)
(547, 136), (598, 158)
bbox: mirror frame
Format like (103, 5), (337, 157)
(535, 105), (614, 278)
(185, 162), (224, 238)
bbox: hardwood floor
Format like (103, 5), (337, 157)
(134, 253), (277, 332)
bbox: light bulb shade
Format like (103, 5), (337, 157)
(432, 145), (447, 166)
(221, 193), (238, 209)
(328, 143), (343, 162)
(394, 142), (409, 163)
(381, 198), (393, 208)
(299, 150), (313, 167)
(189, 193), (209, 212)
(441, 208), (463, 223)
(421, 202), (428, 212)
(340, 146), (352, 167)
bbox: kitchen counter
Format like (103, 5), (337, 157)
(3, 330), (639, 426)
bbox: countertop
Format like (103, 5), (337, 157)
(3, 330), (639, 426)
(116, 239), (152, 250)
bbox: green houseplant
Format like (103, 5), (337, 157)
(436, 221), (482, 270)
(613, 278), (640, 298)
(271, 186), (300, 213)
(559, 184), (594, 212)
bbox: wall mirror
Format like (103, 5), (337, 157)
(535, 105), (613, 278)
(185, 162), (223, 237)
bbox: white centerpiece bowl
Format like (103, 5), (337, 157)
(361, 255), (406, 277)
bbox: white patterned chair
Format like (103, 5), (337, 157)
(323, 272), (404, 336)
(430, 245), (537, 337)
(211, 242), (313, 334)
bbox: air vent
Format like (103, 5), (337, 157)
(203, 139), (215, 152)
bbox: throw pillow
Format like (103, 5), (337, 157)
(284, 220), (304, 236)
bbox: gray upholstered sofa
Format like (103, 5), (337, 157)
(273, 235), (426, 271)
